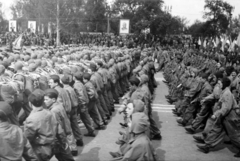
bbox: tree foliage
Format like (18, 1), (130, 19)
(203, 0), (233, 35)
(9, 0), (188, 42)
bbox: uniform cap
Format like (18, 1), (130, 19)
(45, 88), (59, 98)
(74, 71), (83, 80)
(83, 72), (91, 80)
(61, 74), (70, 84)
(14, 61), (23, 70)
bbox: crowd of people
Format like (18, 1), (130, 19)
(161, 45), (240, 158)
(0, 39), (162, 161)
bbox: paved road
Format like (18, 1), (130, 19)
(51, 72), (239, 161)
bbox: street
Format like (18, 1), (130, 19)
(52, 72), (239, 161)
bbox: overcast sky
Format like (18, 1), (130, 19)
(164, 0), (240, 25)
(1, 0), (240, 26)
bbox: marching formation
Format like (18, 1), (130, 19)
(0, 45), (161, 161)
(162, 48), (240, 158)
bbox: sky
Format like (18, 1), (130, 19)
(1, 0), (240, 25)
(163, 0), (240, 25)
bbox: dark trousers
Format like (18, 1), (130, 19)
(69, 108), (82, 141)
(98, 92), (110, 116)
(88, 100), (103, 126)
(79, 105), (94, 133)
(192, 101), (213, 129)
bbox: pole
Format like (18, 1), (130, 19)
(56, 0), (61, 46)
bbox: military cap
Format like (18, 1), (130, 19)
(61, 74), (70, 84)
(1, 60), (10, 68)
(45, 88), (59, 98)
(83, 72), (91, 80)
(89, 63), (97, 71)
(28, 63), (37, 72)
(140, 74), (149, 84)
(74, 71), (83, 80)
(50, 75), (60, 81)
(14, 61), (23, 70)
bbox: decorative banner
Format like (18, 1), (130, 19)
(28, 21), (36, 33)
(9, 20), (17, 32)
(119, 19), (130, 34)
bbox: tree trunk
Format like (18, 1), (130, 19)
(56, 0), (61, 46)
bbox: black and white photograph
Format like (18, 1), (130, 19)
(0, 0), (240, 161)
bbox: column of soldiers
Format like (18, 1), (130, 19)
(108, 48), (161, 160)
(161, 47), (240, 158)
(0, 45), (159, 161)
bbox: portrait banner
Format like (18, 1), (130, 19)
(119, 19), (130, 34)
(28, 21), (36, 33)
(9, 20), (17, 32)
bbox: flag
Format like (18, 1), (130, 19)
(215, 36), (219, 47)
(237, 33), (240, 47)
(231, 40), (236, 51)
(203, 39), (207, 48)
(13, 34), (23, 48)
(221, 35), (226, 51)
(198, 37), (201, 46)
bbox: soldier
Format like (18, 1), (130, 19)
(48, 75), (78, 155)
(83, 72), (107, 128)
(61, 75), (84, 147)
(44, 89), (75, 160)
(89, 63), (110, 119)
(24, 89), (67, 161)
(73, 72), (95, 137)
(0, 101), (38, 161)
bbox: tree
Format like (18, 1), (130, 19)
(112, 0), (163, 34)
(11, 0), (86, 45)
(203, 0), (234, 36)
(0, 2), (8, 33)
(231, 15), (240, 38)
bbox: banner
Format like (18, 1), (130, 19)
(119, 19), (130, 34)
(9, 20), (17, 32)
(13, 34), (23, 49)
(28, 21), (36, 33)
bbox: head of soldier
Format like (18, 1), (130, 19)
(199, 73), (209, 84)
(83, 72), (91, 84)
(49, 75), (61, 89)
(129, 76), (140, 92)
(230, 70), (237, 80)
(28, 89), (45, 109)
(44, 89), (59, 108)
(220, 77), (231, 90)
(0, 102), (12, 123)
